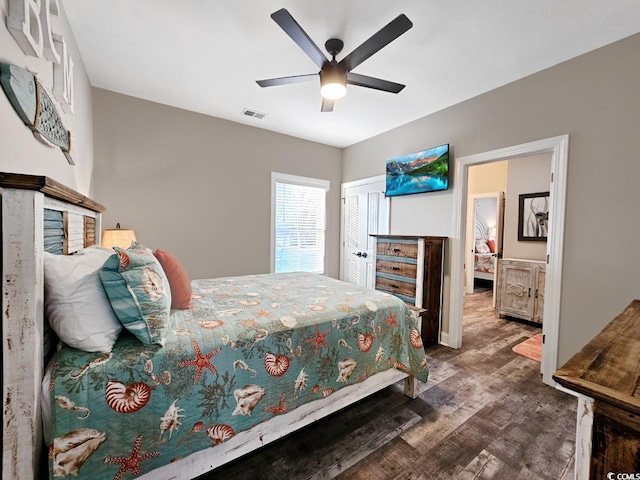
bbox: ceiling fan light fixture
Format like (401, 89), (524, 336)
(320, 81), (347, 100)
(258, 9), (413, 111)
(320, 66), (347, 100)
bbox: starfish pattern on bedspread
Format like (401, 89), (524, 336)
(384, 312), (398, 331)
(263, 392), (294, 415)
(177, 340), (222, 384)
(305, 324), (331, 355)
(103, 434), (160, 480)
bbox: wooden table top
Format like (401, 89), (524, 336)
(553, 300), (640, 414)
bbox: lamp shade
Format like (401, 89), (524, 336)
(102, 223), (137, 249)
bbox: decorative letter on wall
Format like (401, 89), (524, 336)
(7, 0), (44, 57)
(53, 37), (74, 113)
(6, 0), (74, 114)
(41, 0), (61, 64)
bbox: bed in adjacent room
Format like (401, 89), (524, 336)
(1, 173), (429, 480)
(473, 221), (497, 282)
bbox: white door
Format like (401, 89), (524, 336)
(492, 192), (505, 306)
(340, 177), (389, 289)
(465, 192), (505, 307)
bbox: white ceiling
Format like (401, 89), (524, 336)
(61, 0), (640, 148)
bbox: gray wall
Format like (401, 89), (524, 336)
(475, 198), (497, 236)
(93, 89), (342, 280)
(502, 153), (550, 261)
(343, 33), (640, 366)
(0, 1), (94, 194)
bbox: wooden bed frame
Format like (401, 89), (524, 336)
(1, 172), (419, 480)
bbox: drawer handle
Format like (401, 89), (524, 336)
(391, 266), (400, 271)
(392, 248), (401, 252)
(390, 284), (399, 289)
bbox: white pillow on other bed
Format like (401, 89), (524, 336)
(44, 247), (123, 352)
(475, 240), (491, 254)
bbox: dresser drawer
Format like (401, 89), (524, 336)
(376, 259), (418, 278)
(375, 275), (416, 300)
(372, 235), (446, 345)
(376, 241), (418, 259)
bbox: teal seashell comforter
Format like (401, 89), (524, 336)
(47, 272), (429, 479)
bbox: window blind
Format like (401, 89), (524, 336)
(274, 180), (326, 274)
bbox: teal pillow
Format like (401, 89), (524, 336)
(100, 246), (171, 345)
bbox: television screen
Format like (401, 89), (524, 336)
(385, 144), (449, 197)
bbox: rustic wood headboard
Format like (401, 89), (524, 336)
(0, 173), (105, 479)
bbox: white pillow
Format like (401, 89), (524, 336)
(475, 240), (491, 254)
(44, 247), (123, 352)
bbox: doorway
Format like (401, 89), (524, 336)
(449, 135), (569, 386)
(465, 191), (505, 307)
(339, 175), (389, 288)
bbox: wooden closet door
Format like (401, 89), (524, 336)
(342, 180), (388, 289)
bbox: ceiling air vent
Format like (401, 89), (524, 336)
(241, 108), (267, 119)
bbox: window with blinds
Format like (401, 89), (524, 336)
(271, 173), (330, 274)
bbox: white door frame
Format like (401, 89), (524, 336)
(340, 175), (389, 282)
(449, 135), (569, 386)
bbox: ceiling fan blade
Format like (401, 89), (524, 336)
(347, 72), (405, 93)
(339, 14), (413, 72)
(256, 73), (318, 87)
(271, 8), (328, 70)
(321, 98), (335, 112)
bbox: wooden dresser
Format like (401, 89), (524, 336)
(496, 258), (546, 323)
(553, 300), (640, 479)
(371, 235), (446, 345)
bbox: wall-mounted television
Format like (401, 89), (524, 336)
(385, 143), (449, 197)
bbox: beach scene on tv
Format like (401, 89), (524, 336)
(385, 144), (449, 197)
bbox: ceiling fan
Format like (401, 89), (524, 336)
(256, 8), (413, 112)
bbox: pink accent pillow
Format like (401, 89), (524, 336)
(153, 249), (192, 309)
(486, 238), (496, 253)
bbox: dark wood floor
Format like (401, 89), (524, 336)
(205, 290), (577, 480)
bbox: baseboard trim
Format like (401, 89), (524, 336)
(439, 331), (450, 347)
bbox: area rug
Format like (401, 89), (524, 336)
(512, 334), (542, 362)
